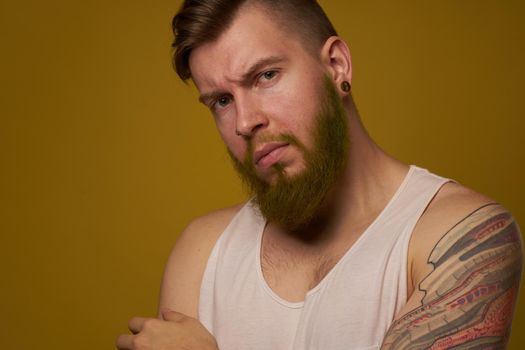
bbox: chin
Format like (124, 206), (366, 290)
(281, 162), (306, 178)
(264, 162), (307, 184)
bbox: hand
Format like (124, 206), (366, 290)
(116, 310), (218, 350)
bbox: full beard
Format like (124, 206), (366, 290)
(229, 76), (350, 232)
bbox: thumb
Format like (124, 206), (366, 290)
(162, 309), (187, 322)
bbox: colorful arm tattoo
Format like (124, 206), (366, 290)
(381, 204), (523, 350)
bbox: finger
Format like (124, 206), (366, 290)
(128, 317), (149, 334)
(115, 334), (134, 349)
(162, 310), (186, 322)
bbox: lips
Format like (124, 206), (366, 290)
(253, 142), (289, 167)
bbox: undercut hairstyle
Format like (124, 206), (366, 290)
(171, 0), (338, 81)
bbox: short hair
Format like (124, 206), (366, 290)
(171, 0), (338, 81)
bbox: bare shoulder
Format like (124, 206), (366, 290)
(409, 181), (498, 281)
(383, 182), (523, 349)
(158, 202), (245, 319)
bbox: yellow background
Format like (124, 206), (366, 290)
(1, 0), (523, 348)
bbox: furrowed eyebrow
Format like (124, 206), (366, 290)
(198, 91), (226, 106)
(240, 55), (287, 83)
(198, 55), (287, 106)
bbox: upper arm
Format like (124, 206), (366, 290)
(382, 202), (523, 349)
(157, 205), (242, 319)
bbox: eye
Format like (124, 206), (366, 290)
(259, 70), (278, 82)
(213, 95), (232, 110)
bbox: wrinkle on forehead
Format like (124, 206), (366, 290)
(188, 3), (304, 91)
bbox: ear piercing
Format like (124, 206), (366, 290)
(341, 81), (351, 92)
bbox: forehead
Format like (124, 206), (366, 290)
(189, 4), (311, 89)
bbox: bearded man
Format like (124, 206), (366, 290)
(117, 1), (523, 349)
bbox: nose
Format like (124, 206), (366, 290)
(235, 94), (268, 137)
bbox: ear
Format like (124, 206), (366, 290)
(320, 36), (352, 93)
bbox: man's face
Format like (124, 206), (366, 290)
(230, 76), (349, 231)
(189, 4), (331, 182)
(189, 4), (349, 229)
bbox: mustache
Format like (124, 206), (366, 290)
(243, 133), (305, 163)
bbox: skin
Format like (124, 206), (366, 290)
(116, 310), (217, 350)
(383, 203), (522, 349)
(117, 3), (523, 349)
(229, 75), (350, 232)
